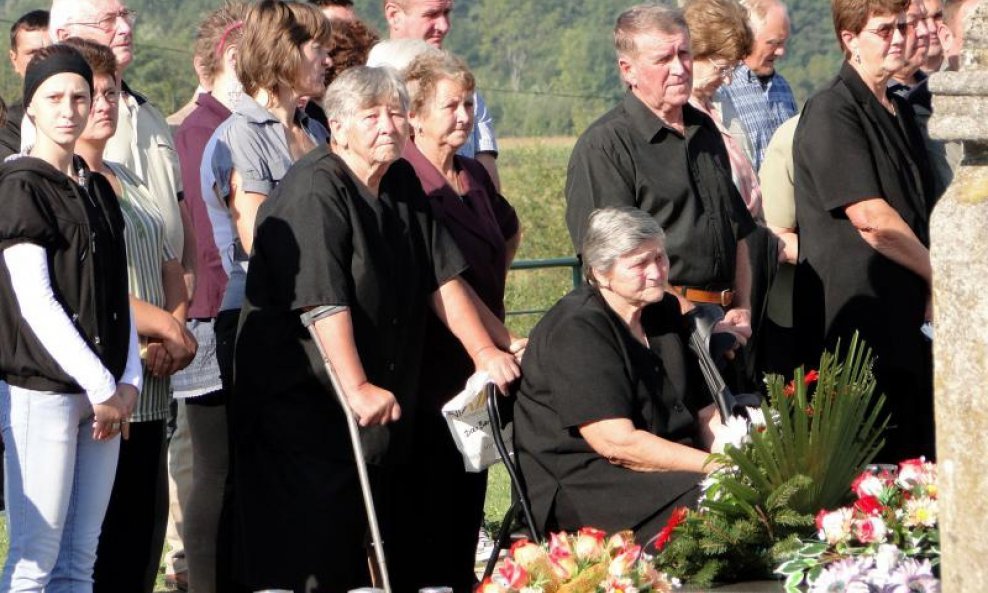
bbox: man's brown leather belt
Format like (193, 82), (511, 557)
(670, 285), (734, 307)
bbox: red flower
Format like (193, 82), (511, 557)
(783, 381), (796, 397)
(854, 495), (885, 516)
(654, 507), (688, 551)
(804, 405), (815, 417)
(804, 369), (819, 385)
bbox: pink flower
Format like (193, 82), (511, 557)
(607, 531), (635, 552)
(608, 544), (642, 577)
(509, 538), (545, 568)
(601, 576), (638, 593)
(853, 516), (888, 544)
(897, 458), (935, 491)
(818, 508), (854, 544)
(851, 471), (886, 498)
(549, 554), (577, 580)
(574, 527), (607, 560)
(548, 531), (573, 559)
(854, 495), (885, 516)
(497, 557), (529, 589)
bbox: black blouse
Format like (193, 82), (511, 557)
(234, 147), (467, 465)
(793, 62), (933, 370)
(513, 284), (709, 534)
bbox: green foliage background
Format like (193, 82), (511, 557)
(0, 0), (841, 134)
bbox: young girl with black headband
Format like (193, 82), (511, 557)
(0, 44), (141, 592)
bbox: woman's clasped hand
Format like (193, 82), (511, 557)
(92, 384), (139, 440)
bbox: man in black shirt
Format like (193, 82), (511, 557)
(566, 3), (756, 349)
(0, 10), (50, 159)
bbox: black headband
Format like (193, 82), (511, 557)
(23, 47), (95, 107)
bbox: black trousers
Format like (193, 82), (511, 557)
(94, 419), (168, 593)
(387, 412), (488, 593)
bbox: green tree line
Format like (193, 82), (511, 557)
(0, 0), (842, 137)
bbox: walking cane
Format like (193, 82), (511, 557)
(300, 306), (391, 593)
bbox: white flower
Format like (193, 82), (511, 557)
(819, 508), (855, 545)
(746, 407), (767, 428)
(720, 414), (751, 448)
(809, 558), (873, 592)
(873, 544), (904, 576)
(904, 497), (938, 528)
(856, 474), (886, 498)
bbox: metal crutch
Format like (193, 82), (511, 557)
(300, 306), (391, 593)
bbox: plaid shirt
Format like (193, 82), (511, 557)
(716, 65), (797, 172)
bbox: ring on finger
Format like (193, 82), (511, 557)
(109, 422), (121, 431)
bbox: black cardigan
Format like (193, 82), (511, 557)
(0, 156), (131, 394)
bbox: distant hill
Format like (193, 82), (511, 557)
(0, 0), (841, 136)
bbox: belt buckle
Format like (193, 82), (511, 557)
(720, 289), (733, 308)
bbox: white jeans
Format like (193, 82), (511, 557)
(0, 385), (120, 593)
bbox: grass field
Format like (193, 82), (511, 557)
(0, 137), (579, 587)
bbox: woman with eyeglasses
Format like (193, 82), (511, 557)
(683, 0), (761, 216)
(62, 37), (198, 593)
(793, 0), (935, 462)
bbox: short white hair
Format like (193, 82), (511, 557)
(366, 39), (441, 76)
(49, 0), (102, 41)
(323, 66), (410, 124)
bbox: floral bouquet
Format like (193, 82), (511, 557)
(477, 528), (679, 593)
(777, 459), (940, 592)
(653, 335), (889, 586)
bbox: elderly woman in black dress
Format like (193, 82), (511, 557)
(395, 51), (521, 592)
(793, 0), (934, 462)
(514, 207), (725, 544)
(232, 66), (521, 593)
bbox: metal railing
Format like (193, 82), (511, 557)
(506, 256), (582, 318)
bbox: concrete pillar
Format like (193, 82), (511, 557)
(928, 3), (988, 591)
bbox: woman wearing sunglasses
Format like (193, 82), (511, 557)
(792, 0), (934, 462)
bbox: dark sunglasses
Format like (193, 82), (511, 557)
(863, 19), (914, 40)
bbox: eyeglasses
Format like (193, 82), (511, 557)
(863, 19), (914, 41)
(94, 89), (119, 105)
(707, 57), (738, 82)
(708, 57), (737, 77)
(71, 9), (137, 33)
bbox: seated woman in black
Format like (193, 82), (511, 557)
(514, 207), (726, 543)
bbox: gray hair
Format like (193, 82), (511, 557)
(322, 66), (410, 123)
(614, 3), (689, 58)
(739, 0), (787, 35)
(366, 39), (441, 76)
(582, 208), (666, 286)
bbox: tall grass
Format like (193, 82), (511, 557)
(499, 138), (578, 337)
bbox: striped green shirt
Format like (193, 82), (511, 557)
(109, 162), (175, 423)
